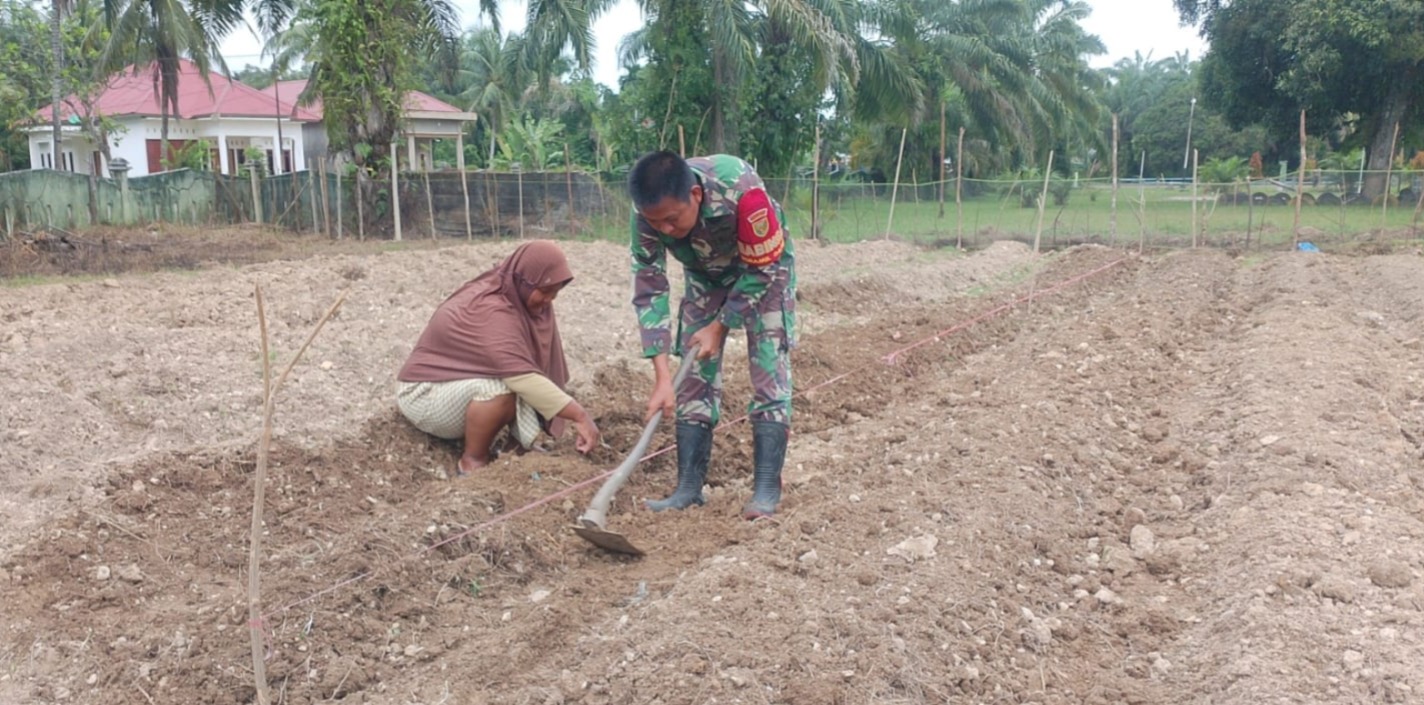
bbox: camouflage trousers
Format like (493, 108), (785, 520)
(674, 259), (796, 426)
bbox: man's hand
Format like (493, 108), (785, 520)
(645, 375), (674, 424)
(687, 321), (727, 361)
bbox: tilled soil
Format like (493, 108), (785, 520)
(1, 236), (1422, 705)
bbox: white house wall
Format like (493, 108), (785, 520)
(28, 115), (310, 177)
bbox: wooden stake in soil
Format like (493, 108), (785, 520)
(1191, 148), (1199, 248)
(678, 125), (686, 157)
(320, 160), (332, 238)
(457, 132), (472, 239)
(565, 142), (575, 236)
(250, 167), (263, 225)
(1137, 150), (1146, 254)
(885, 127), (908, 240)
(516, 165), (525, 239)
(423, 164), (436, 239)
(308, 168), (320, 234)
(355, 168), (366, 240)
(249, 285), (348, 705)
(335, 164), (344, 240)
(956, 126), (964, 248)
(811, 122), (821, 241)
(1032, 150), (1054, 255)
(1292, 109), (1305, 249)
(938, 100), (947, 219)
(1110, 113), (1119, 246)
(392, 143), (403, 242)
(1381, 120), (1399, 228)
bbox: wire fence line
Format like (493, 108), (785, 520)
(5, 166), (1423, 250)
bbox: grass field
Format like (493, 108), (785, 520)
(581, 179), (1424, 250)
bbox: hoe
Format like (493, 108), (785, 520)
(572, 344), (699, 556)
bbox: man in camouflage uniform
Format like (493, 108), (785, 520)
(627, 150), (796, 520)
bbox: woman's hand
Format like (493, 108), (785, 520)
(573, 414), (600, 454)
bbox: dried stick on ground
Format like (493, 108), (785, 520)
(248, 285), (350, 704)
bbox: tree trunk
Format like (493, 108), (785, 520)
(49, 0), (63, 171)
(709, 48), (734, 154)
(1362, 67), (1418, 200)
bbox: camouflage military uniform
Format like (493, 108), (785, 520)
(631, 154), (796, 427)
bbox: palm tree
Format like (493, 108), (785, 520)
(100, 0), (242, 169)
(455, 26), (531, 165)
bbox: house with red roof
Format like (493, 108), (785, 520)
(259, 80), (477, 172)
(29, 59), (321, 178)
(29, 60), (477, 178)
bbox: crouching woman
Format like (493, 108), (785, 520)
(396, 240), (600, 476)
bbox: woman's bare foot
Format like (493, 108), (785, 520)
(455, 453), (492, 477)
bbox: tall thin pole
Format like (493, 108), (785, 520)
(1032, 150), (1054, 255)
(1382, 121), (1400, 228)
(516, 165), (525, 239)
(423, 163), (436, 239)
(334, 162), (343, 240)
(1110, 113), (1119, 246)
(391, 142), (403, 241)
(565, 142), (575, 236)
(956, 126), (964, 248)
(1292, 109), (1305, 249)
(1191, 149), (1200, 247)
(457, 132), (472, 239)
(885, 127), (908, 240)
(1137, 150), (1146, 254)
(938, 100), (947, 219)
(1182, 97), (1197, 170)
(811, 122), (821, 241)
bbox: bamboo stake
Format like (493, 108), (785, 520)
(1411, 175), (1424, 238)
(1110, 113), (1119, 246)
(1137, 150), (1146, 254)
(457, 133), (472, 239)
(516, 165), (525, 239)
(938, 100), (947, 219)
(956, 127), (964, 248)
(811, 122), (821, 241)
(249, 285), (348, 705)
(422, 157), (436, 239)
(565, 142), (575, 235)
(1382, 121), (1399, 228)
(391, 143), (403, 242)
(1292, 109), (1305, 249)
(678, 125), (686, 157)
(1191, 148), (1199, 248)
(308, 167), (320, 234)
(885, 127), (908, 240)
(355, 167), (365, 240)
(335, 162), (343, 240)
(320, 160), (332, 238)
(1032, 151), (1054, 255)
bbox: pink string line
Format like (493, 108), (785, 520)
(259, 255), (1127, 622)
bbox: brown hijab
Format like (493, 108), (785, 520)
(398, 240), (573, 391)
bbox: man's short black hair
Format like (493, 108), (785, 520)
(628, 150), (695, 209)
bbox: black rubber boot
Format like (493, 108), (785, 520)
(646, 421), (712, 512)
(743, 421), (788, 519)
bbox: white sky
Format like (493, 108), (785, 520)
(220, 0), (1206, 87)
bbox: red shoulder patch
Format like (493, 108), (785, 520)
(735, 188), (785, 267)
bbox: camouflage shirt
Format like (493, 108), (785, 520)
(631, 154), (795, 357)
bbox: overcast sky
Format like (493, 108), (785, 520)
(221, 0), (1207, 85)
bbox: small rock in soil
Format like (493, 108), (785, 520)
(1129, 524), (1156, 559)
(116, 564), (143, 583)
(94, 566), (111, 581)
(1314, 575), (1356, 603)
(1367, 560), (1413, 589)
